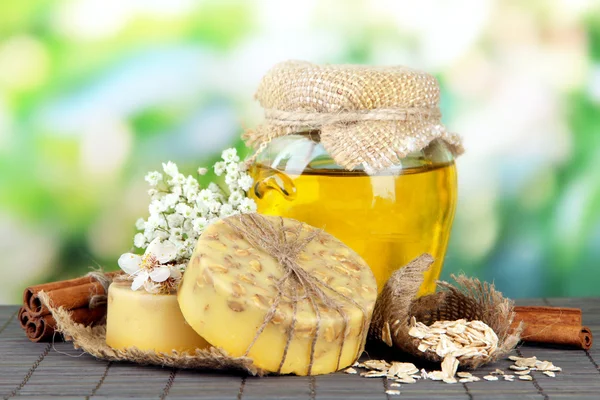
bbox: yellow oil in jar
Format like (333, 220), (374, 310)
(251, 162), (457, 296)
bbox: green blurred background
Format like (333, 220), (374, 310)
(1, 0), (599, 303)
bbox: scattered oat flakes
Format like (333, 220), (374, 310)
(386, 390), (401, 396)
(509, 365), (529, 371)
(426, 371), (446, 381)
(390, 383), (401, 387)
(515, 357), (537, 368)
(519, 375), (533, 381)
(362, 371), (387, 378)
(396, 375), (416, 384)
(543, 371), (556, 378)
(441, 355), (459, 379)
(345, 367), (357, 374)
(514, 370), (531, 376)
(457, 372), (473, 378)
(492, 369), (504, 375)
(483, 375), (498, 381)
(388, 362), (418, 377)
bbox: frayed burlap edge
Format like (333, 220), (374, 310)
(369, 254), (523, 369)
(38, 291), (265, 375)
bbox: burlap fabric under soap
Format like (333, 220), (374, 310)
(244, 60), (464, 172)
(38, 285), (262, 375)
(36, 213), (373, 376)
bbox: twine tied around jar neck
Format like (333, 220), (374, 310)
(244, 60), (464, 173)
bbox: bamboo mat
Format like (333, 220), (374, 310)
(0, 298), (598, 400)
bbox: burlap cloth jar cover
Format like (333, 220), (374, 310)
(244, 60), (464, 172)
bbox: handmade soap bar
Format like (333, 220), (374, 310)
(178, 214), (377, 375)
(106, 282), (210, 353)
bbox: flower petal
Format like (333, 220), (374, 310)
(118, 253), (143, 275)
(149, 266), (171, 282)
(146, 238), (178, 263)
(169, 267), (182, 280)
(131, 272), (148, 291)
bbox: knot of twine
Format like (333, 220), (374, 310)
(86, 271), (115, 309)
(224, 213), (369, 375)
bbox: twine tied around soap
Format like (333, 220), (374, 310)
(224, 213), (371, 375)
(244, 61), (464, 172)
(369, 254), (523, 369)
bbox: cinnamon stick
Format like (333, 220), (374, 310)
(20, 271), (119, 342)
(512, 306), (593, 350)
(23, 271), (120, 316)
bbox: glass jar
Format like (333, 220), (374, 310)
(250, 132), (457, 295)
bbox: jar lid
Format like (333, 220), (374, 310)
(245, 61), (463, 172)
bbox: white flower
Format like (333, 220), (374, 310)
(133, 233), (147, 248)
(118, 238), (177, 291)
(171, 185), (183, 197)
(192, 217), (208, 233)
(222, 148), (240, 163)
(197, 167), (207, 175)
(183, 176), (199, 199)
(169, 173), (186, 186)
(144, 171), (163, 187)
(208, 201), (221, 214)
(135, 218), (146, 230)
(169, 227), (183, 241)
(169, 265), (183, 281)
(147, 214), (166, 229)
(197, 189), (215, 204)
(175, 203), (193, 218)
(185, 192), (197, 204)
(162, 161), (179, 178)
(220, 203), (234, 218)
(154, 229), (170, 240)
(163, 193), (180, 209)
(176, 244), (190, 258)
(182, 219), (193, 234)
(167, 213), (184, 228)
(238, 197), (257, 213)
(149, 199), (167, 215)
(225, 173), (239, 189)
(147, 188), (159, 198)
(226, 162), (240, 176)
(228, 190), (244, 206)
(214, 161), (226, 176)
(238, 174), (254, 192)
(207, 182), (220, 192)
(144, 228), (156, 242)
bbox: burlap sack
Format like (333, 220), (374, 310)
(245, 60), (463, 172)
(369, 254), (522, 369)
(38, 291), (264, 375)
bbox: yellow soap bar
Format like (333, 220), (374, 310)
(106, 282), (210, 353)
(178, 214), (377, 375)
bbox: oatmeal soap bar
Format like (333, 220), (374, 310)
(178, 214), (377, 375)
(106, 282), (210, 353)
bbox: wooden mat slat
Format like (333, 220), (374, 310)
(1, 298), (599, 399)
